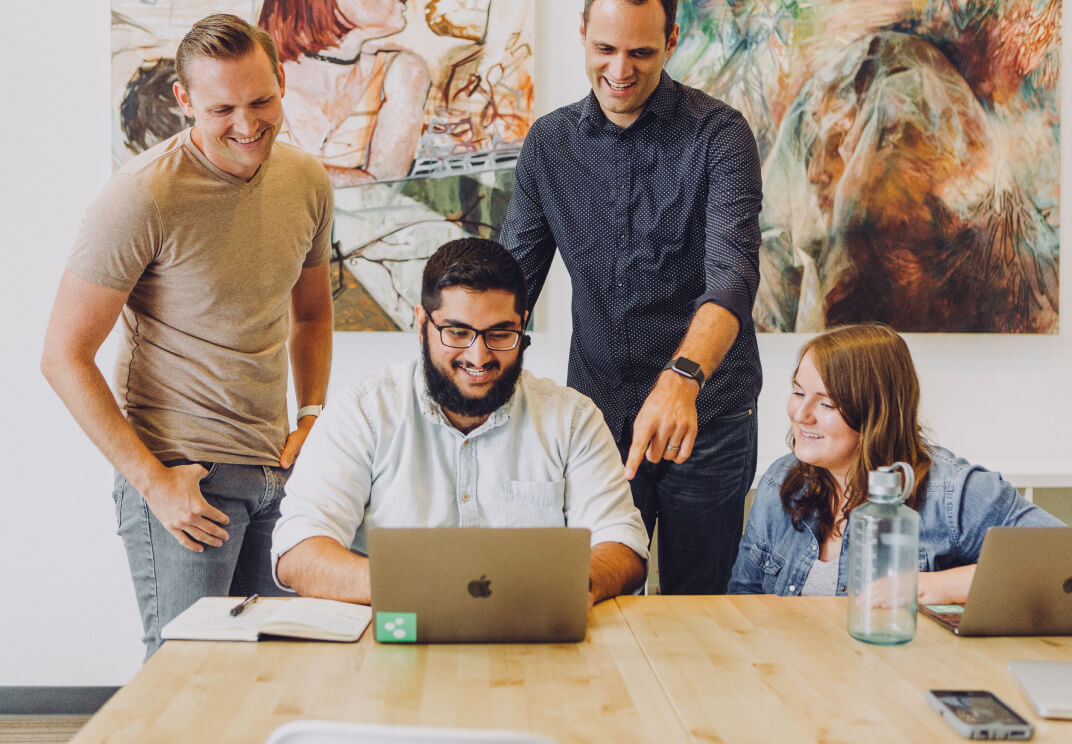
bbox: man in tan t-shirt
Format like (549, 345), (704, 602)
(41, 14), (334, 658)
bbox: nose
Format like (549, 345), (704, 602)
(458, 337), (495, 367)
(807, 151), (831, 187)
(607, 52), (632, 82)
(790, 396), (815, 424)
(233, 107), (258, 136)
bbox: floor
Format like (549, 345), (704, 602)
(0, 716), (90, 743)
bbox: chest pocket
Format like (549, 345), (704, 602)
(493, 480), (567, 528)
(748, 542), (786, 593)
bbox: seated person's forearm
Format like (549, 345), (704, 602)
(918, 565), (976, 605)
(276, 536), (371, 604)
(589, 541), (647, 605)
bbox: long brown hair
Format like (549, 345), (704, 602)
(781, 323), (931, 543)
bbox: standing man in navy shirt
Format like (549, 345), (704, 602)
(500, 0), (763, 594)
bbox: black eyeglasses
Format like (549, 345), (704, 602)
(429, 321), (523, 350)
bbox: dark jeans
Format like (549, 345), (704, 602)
(622, 404), (758, 595)
(112, 461), (292, 659)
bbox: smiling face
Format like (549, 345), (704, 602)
(581, 0), (678, 129)
(787, 350), (861, 489)
(415, 287), (526, 432)
(173, 45), (285, 181)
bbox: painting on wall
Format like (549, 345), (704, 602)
(112, 0), (534, 330)
(669, 0), (1060, 332)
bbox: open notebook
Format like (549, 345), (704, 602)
(161, 596), (371, 642)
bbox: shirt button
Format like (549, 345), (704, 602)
(839, 585), (847, 592)
(462, 492), (470, 502)
(789, 585), (796, 593)
(463, 440), (469, 447)
(811, 544), (817, 552)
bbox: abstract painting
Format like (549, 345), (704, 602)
(669, 0), (1060, 332)
(112, 0), (534, 330)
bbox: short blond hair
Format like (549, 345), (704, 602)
(175, 13), (281, 91)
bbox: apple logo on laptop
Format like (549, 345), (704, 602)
(468, 575), (492, 598)
(1063, 577), (1072, 594)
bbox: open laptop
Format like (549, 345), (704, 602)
(368, 527), (591, 643)
(920, 527), (1072, 636)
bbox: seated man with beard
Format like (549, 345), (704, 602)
(271, 238), (649, 606)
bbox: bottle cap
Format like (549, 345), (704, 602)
(868, 462), (915, 504)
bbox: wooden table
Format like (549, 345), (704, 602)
(71, 597), (1072, 743)
(617, 596), (1072, 743)
(69, 600), (685, 744)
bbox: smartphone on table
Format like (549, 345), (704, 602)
(926, 690), (1034, 740)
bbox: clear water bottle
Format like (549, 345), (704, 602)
(847, 462), (920, 645)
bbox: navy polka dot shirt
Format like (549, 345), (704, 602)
(501, 71), (763, 442)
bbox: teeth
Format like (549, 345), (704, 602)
(606, 79), (633, 90)
(233, 132), (263, 144)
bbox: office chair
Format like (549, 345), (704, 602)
(265, 719), (557, 744)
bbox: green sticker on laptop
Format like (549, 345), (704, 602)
(376, 612), (417, 642)
(924, 604), (964, 613)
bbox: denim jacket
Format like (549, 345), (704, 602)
(728, 446), (1065, 595)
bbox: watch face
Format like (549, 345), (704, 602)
(673, 358), (701, 377)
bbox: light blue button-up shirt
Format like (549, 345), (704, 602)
(272, 361), (649, 582)
(728, 446), (1065, 595)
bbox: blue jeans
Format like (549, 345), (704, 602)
(112, 461), (291, 659)
(622, 404), (758, 595)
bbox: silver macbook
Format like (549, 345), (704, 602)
(368, 527), (591, 643)
(920, 527), (1072, 636)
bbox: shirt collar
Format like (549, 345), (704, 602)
(413, 357), (519, 437)
(644, 70), (677, 120)
(579, 70), (677, 132)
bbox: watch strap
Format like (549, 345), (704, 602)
(296, 404), (324, 420)
(663, 357), (706, 389)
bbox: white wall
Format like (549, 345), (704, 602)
(1, 0), (1068, 685)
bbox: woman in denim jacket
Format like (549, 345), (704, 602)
(728, 324), (1063, 601)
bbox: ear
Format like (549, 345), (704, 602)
(277, 63), (286, 98)
(173, 80), (195, 118)
(579, 11), (586, 43)
(665, 23), (680, 59)
(522, 310), (530, 329)
(414, 304), (428, 341)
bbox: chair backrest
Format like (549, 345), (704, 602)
(265, 720), (558, 744)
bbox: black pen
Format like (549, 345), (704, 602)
(229, 594), (259, 617)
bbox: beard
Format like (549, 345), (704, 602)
(421, 332), (524, 420)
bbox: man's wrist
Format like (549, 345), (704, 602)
(659, 367), (703, 396)
(663, 356), (706, 389)
(128, 456), (172, 500)
(296, 404), (323, 421)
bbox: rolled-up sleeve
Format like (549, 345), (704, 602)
(271, 392), (376, 588)
(695, 110), (763, 325)
(560, 397), (649, 561)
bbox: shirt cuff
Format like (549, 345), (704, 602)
(590, 524), (650, 562)
(693, 290), (753, 330)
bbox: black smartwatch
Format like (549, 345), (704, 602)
(663, 356), (706, 389)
